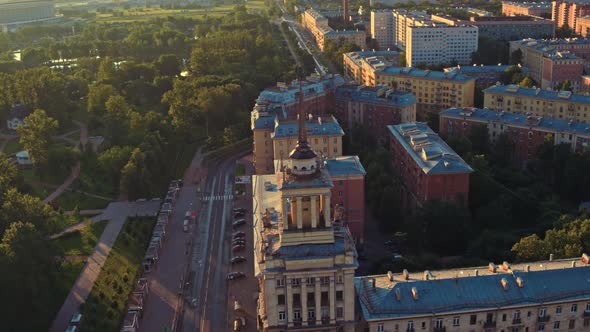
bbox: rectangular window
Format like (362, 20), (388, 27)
(277, 294), (285, 305)
(554, 321), (560, 329)
(569, 320), (575, 329)
(293, 310), (301, 320)
(538, 324), (545, 331)
(435, 318), (443, 328)
(276, 278), (285, 288)
(571, 304), (578, 313)
(291, 278), (301, 287)
(540, 308), (546, 317)
(556, 306), (562, 315)
(407, 321), (414, 330)
(586, 303), (590, 312)
(336, 307), (343, 318)
(306, 277), (314, 285)
(320, 276), (330, 285)
(278, 311), (286, 321)
(470, 315), (477, 325)
(336, 290), (343, 301)
(453, 317), (460, 326)
(308, 309), (315, 319)
(377, 324), (384, 332)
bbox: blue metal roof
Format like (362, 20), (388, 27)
(483, 84), (590, 104)
(378, 67), (475, 83)
(253, 117), (275, 130)
(441, 107), (590, 136)
(387, 123), (473, 175)
(356, 260), (590, 321)
(272, 115), (345, 139)
(335, 85), (417, 107)
(326, 156), (367, 177)
(444, 65), (529, 74)
(256, 75), (345, 106)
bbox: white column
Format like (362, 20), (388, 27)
(301, 281), (308, 325)
(286, 279), (294, 327)
(315, 277), (321, 325)
(296, 196), (303, 229)
(282, 197), (288, 230)
(311, 195), (317, 228)
(329, 276), (336, 324)
(344, 270), (355, 321)
(323, 195), (331, 227)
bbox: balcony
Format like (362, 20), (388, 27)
(433, 327), (446, 332)
(484, 320), (497, 328)
(584, 311), (590, 317)
(407, 329), (415, 332)
(321, 317), (330, 325)
(512, 318), (522, 325)
(537, 315), (550, 322)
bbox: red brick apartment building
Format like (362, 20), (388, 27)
(440, 107), (590, 168)
(387, 123), (473, 212)
(326, 156), (366, 244)
(502, 1), (552, 17)
(553, 0), (590, 31)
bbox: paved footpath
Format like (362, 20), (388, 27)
(49, 200), (161, 332)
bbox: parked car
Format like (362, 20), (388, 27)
(160, 203), (172, 214)
(231, 256), (246, 264)
(232, 244), (245, 252)
(234, 211), (245, 218)
(232, 239), (245, 246)
(227, 272), (246, 280)
(232, 231), (245, 238)
(233, 208), (247, 213)
(232, 219), (246, 228)
(183, 219), (189, 232)
(233, 233), (246, 240)
(70, 312), (82, 326)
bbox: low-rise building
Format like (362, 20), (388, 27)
(440, 107), (590, 167)
(468, 15), (554, 41)
(502, 1), (552, 17)
(302, 9), (366, 51)
(443, 64), (529, 87)
(343, 50), (399, 83)
(542, 51), (584, 91)
(364, 66), (476, 117)
(387, 122), (473, 211)
(483, 83), (590, 122)
(334, 84), (416, 139)
(6, 103), (30, 130)
(576, 15), (590, 37)
(356, 255), (590, 332)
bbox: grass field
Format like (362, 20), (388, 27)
(93, 0), (268, 23)
(52, 220), (108, 256)
(79, 216), (156, 332)
(3, 138), (22, 155)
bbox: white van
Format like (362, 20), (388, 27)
(183, 219), (189, 232)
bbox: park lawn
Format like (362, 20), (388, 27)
(79, 217), (156, 332)
(52, 220), (108, 256)
(54, 190), (112, 211)
(3, 138), (22, 155)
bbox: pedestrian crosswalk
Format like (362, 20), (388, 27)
(201, 194), (233, 202)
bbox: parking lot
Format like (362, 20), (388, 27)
(227, 155), (258, 332)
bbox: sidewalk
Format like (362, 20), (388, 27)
(48, 200), (161, 332)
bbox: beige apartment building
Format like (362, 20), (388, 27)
(253, 115), (344, 174)
(361, 64), (475, 117)
(356, 255), (590, 332)
(253, 108), (357, 331)
(483, 84), (590, 122)
(301, 9), (366, 51)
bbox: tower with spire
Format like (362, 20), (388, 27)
(252, 68), (358, 331)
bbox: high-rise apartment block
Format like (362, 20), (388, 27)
(356, 256), (590, 332)
(502, 1), (552, 17)
(387, 122), (473, 211)
(356, 63), (475, 117)
(440, 107), (590, 167)
(334, 84), (417, 139)
(468, 15), (554, 41)
(552, 0), (590, 31)
(302, 9), (366, 51)
(509, 38), (590, 91)
(369, 10), (478, 66)
(253, 87), (358, 331)
(483, 83), (590, 122)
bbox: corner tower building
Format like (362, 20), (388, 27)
(253, 78), (358, 331)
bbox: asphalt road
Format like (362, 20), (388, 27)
(183, 156), (239, 332)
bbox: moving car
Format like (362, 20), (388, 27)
(231, 256), (246, 264)
(234, 211), (245, 218)
(233, 208), (247, 213)
(227, 272), (246, 280)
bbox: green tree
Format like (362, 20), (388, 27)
(87, 84), (118, 114)
(97, 57), (119, 85)
(0, 188), (54, 234)
(98, 146), (133, 187)
(223, 127), (237, 146)
(155, 54), (181, 77)
(519, 76), (534, 88)
(490, 132), (513, 167)
(0, 153), (17, 198)
(120, 148), (152, 200)
(21, 47), (49, 67)
(468, 124), (490, 155)
(556, 80), (573, 92)
(104, 95), (131, 145)
(16, 109), (58, 169)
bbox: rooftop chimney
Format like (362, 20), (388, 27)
(371, 278), (376, 290)
(474, 269), (479, 276)
(402, 269), (409, 280)
(572, 261), (577, 268)
(488, 263), (497, 273)
(516, 277), (524, 288)
(582, 253), (589, 264)
(395, 288), (401, 301)
(423, 270), (430, 280)
(501, 278), (509, 290)
(525, 265), (530, 272)
(502, 261), (511, 271)
(549, 253), (554, 261)
(411, 287), (419, 300)
(387, 271), (394, 281)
